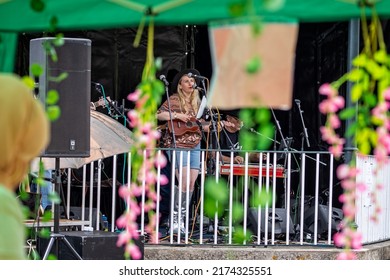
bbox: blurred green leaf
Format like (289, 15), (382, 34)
(348, 68), (365, 82)
(255, 108), (271, 123)
(39, 228), (51, 238)
(362, 93), (377, 107)
(46, 89), (59, 105)
(48, 191), (61, 204)
(228, 3), (246, 17)
(30, 0), (45, 12)
(22, 76), (36, 90)
(373, 49), (388, 64)
(30, 63), (43, 77)
(204, 178), (229, 218)
(232, 226), (252, 244)
(358, 140), (371, 155)
(345, 122), (357, 138)
(251, 19), (263, 36)
(249, 188), (273, 208)
(231, 202), (244, 222)
(352, 53), (367, 67)
(246, 56), (262, 74)
(351, 83), (363, 102)
(263, 0), (285, 11)
(48, 72), (68, 83)
(46, 105), (61, 122)
(369, 130), (378, 146)
(365, 60), (384, 80)
(339, 107), (356, 120)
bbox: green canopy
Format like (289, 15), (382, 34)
(0, 0), (389, 32)
(0, 0), (389, 71)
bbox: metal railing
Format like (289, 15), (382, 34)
(62, 149), (390, 247)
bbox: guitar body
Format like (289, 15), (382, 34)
(168, 118), (201, 136)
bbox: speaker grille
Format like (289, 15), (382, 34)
(30, 37), (91, 158)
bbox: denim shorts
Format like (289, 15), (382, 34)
(168, 143), (201, 171)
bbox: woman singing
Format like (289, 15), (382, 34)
(157, 68), (206, 233)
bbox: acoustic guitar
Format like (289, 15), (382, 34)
(167, 115), (241, 136)
(167, 117), (204, 136)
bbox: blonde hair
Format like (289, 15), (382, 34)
(0, 74), (50, 189)
(177, 75), (200, 113)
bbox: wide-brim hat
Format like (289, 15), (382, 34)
(171, 68), (200, 94)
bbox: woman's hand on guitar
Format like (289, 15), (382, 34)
(223, 115), (242, 133)
(234, 155), (244, 164)
(176, 112), (189, 122)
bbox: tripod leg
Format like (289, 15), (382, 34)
(62, 237), (83, 260)
(42, 236), (56, 260)
(42, 233), (83, 260)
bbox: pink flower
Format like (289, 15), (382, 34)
(117, 230), (132, 247)
(127, 110), (139, 127)
(337, 252), (357, 260)
(333, 232), (346, 247)
(337, 164), (350, 180)
(356, 182), (367, 192)
(333, 96), (345, 110)
(329, 144), (343, 158)
(342, 204), (356, 218)
(351, 232), (363, 249)
(155, 152), (167, 168)
(159, 174), (169, 185)
(141, 122), (152, 134)
(328, 114), (341, 129)
(126, 243), (143, 260)
(319, 83), (337, 97)
(319, 100), (339, 113)
(384, 88), (390, 101)
(127, 89), (141, 102)
(340, 179), (355, 190)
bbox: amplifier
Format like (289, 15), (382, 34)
(37, 231), (144, 260)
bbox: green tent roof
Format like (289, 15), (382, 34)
(0, 0), (389, 32)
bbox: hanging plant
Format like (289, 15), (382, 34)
(116, 19), (167, 260)
(319, 5), (390, 259)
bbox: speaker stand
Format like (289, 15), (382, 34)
(42, 233), (82, 260)
(43, 158), (82, 260)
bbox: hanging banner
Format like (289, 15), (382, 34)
(208, 19), (298, 110)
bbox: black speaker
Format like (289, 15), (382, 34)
(303, 205), (343, 237)
(29, 37), (91, 158)
(280, 194), (313, 225)
(248, 208), (295, 238)
(60, 206), (104, 230)
(37, 231), (144, 260)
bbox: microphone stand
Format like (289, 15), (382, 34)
(270, 108), (292, 208)
(199, 83), (222, 174)
(295, 100), (310, 150)
(108, 99), (128, 120)
(270, 108), (290, 155)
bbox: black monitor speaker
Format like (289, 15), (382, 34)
(303, 204), (343, 237)
(248, 207), (295, 238)
(37, 231), (144, 260)
(29, 37), (91, 158)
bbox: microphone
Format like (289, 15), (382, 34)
(159, 75), (169, 86)
(92, 81), (102, 93)
(188, 72), (208, 80)
(192, 84), (204, 91)
(294, 99), (301, 105)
